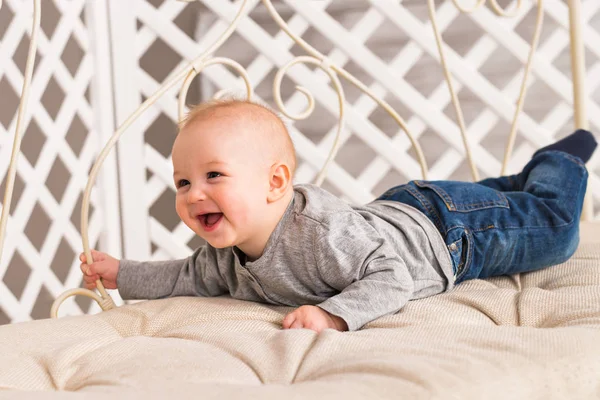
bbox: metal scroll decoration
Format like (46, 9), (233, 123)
(47, 0), (434, 317)
(0, 0), (576, 318)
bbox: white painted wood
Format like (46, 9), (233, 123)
(107, 0), (151, 260)
(85, 0), (124, 305)
(0, 0), (120, 322)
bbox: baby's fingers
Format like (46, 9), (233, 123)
(290, 319), (304, 329)
(80, 262), (94, 276)
(82, 272), (100, 282)
(79, 250), (104, 264)
(89, 249), (105, 261)
(283, 311), (307, 330)
(82, 274), (100, 289)
(282, 313), (295, 329)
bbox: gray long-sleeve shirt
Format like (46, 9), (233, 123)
(118, 184), (454, 331)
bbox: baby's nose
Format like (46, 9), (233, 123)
(187, 185), (207, 203)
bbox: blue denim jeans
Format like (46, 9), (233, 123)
(376, 151), (588, 284)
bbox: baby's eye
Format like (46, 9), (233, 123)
(176, 179), (190, 188)
(207, 172), (222, 179)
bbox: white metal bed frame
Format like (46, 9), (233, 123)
(0, 0), (593, 319)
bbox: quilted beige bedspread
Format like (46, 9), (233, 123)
(1, 223), (599, 399)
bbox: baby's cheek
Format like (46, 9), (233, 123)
(174, 201), (184, 220)
(227, 207), (249, 229)
(174, 199), (190, 225)
(222, 194), (248, 221)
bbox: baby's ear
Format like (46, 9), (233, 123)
(267, 162), (292, 203)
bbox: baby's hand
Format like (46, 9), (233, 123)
(79, 250), (119, 290)
(282, 305), (348, 333)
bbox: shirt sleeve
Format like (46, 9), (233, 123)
(313, 212), (415, 331)
(117, 245), (228, 300)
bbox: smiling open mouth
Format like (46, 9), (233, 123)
(199, 213), (223, 230)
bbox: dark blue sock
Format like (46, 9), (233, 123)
(533, 129), (597, 163)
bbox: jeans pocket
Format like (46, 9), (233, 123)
(447, 228), (474, 282)
(414, 180), (510, 212)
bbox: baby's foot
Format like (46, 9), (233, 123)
(533, 129), (597, 163)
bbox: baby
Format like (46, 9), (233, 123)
(81, 99), (597, 332)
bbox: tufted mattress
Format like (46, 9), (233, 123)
(0, 223), (599, 399)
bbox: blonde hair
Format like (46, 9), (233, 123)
(178, 98), (297, 175)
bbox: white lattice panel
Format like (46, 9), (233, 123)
(108, 0), (600, 265)
(0, 0), (121, 323)
(2, 0), (600, 322)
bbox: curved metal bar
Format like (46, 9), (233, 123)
(339, 71), (429, 180)
(51, 0), (251, 318)
(500, 0), (543, 175)
(452, 0), (523, 17)
(427, 0), (480, 181)
(273, 56), (346, 186)
(428, 0), (543, 180)
(178, 57), (253, 122)
(0, 0), (41, 265)
(568, 0), (593, 221)
(260, 0), (429, 180)
(489, 0), (524, 18)
(50, 287), (108, 319)
(451, 0), (486, 14)
(75, 65), (192, 315)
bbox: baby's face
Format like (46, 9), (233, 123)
(172, 115), (271, 251)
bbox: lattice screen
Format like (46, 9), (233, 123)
(1, 0), (600, 323)
(116, 0), (600, 262)
(0, 0), (120, 323)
